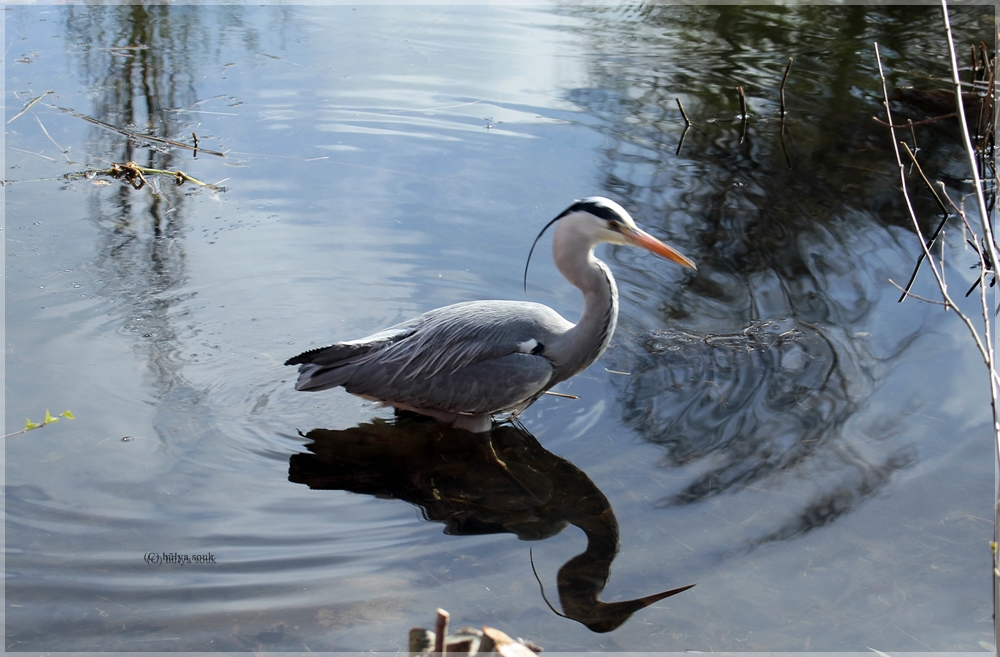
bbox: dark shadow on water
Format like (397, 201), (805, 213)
(288, 416), (695, 633)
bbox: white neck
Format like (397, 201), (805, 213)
(550, 225), (619, 382)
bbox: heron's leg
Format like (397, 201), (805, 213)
(474, 431), (545, 500)
(482, 433), (507, 469)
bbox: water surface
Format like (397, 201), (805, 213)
(4, 4), (994, 652)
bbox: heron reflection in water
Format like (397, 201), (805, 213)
(286, 198), (696, 432)
(288, 417), (695, 633)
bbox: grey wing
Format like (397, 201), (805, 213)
(287, 300), (571, 414)
(349, 351), (554, 415)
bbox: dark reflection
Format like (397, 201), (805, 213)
(557, 5), (989, 547)
(288, 416), (694, 633)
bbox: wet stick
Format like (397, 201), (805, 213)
(105, 162), (225, 191)
(675, 97), (691, 126)
(737, 86), (748, 143)
(779, 57), (793, 117)
(49, 104), (226, 157)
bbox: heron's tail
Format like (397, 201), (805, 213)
(285, 343), (373, 392)
(285, 323), (417, 392)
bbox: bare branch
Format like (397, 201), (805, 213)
(779, 57), (793, 116)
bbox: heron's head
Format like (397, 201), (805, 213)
(524, 197), (696, 290)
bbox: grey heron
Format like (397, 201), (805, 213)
(285, 197), (696, 433)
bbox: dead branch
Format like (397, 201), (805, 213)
(49, 104), (226, 157)
(779, 57), (793, 116)
(63, 161), (227, 192)
(675, 97), (692, 126)
(7, 91), (52, 125)
(875, 40), (993, 369)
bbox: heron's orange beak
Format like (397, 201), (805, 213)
(625, 226), (697, 270)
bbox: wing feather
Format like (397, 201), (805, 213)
(350, 352), (554, 415)
(287, 300), (572, 412)
(371, 301), (569, 384)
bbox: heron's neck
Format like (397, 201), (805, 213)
(552, 236), (619, 380)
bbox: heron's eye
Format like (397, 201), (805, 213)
(606, 220), (621, 232)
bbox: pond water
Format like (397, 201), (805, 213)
(4, 4), (995, 652)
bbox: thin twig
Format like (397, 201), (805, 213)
(737, 86), (748, 143)
(8, 146), (55, 162)
(779, 57), (793, 116)
(938, 182), (996, 300)
(872, 113), (958, 129)
(887, 278), (950, 306)
(897, 213), (951, 303)
(939, 227), (947, 285)
(905, 120), (919, 175)
(675, 97), (692, 126)
(941, 2), (997, 274)
(35, 113), (64, 152)
(7, 91), (52, 124)
(900, 141), (950, 215)
(34, 114), (74, 163)
(940, 1), (1000, 408)
(3, 410), (75, 439)
(875, 41), (992, 365)
(49, 104), (226, 157)
(529, 548), (569, 620)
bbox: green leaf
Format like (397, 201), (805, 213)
(63, 410), (75, 420)
(44, 410), (59, 424)
(25, 418), (40, 431)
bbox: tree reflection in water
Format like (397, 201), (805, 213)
(59, 6), (267, 426)
(63, 5), (206, 402)
(288, 416), (695, 632)
(558, 4), (989, 548)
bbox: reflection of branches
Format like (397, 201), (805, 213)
(560, 5), (990, 550)
(61, 6), (224, 402)
(64, 5), (202, 167)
